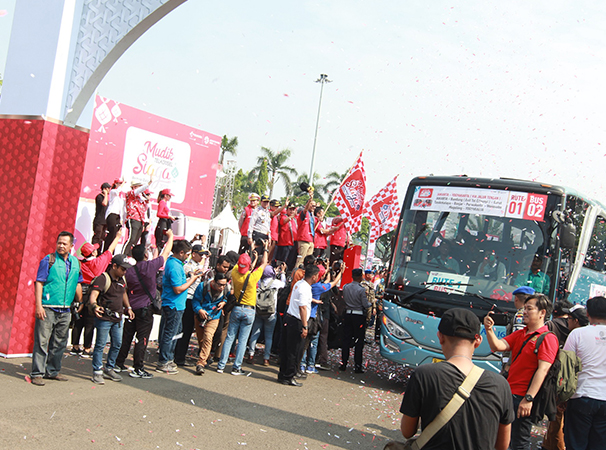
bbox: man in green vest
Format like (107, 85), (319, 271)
(30, 231), (83, 386)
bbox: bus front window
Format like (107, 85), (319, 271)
(390, 205), (557, 301)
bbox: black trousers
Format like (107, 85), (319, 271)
(124, 219), (143, 256)
(154, 218), (172, 250)
(104, 213), (121, 253)
(316, 316), (330, 365)
(116, 306), (154, 370)
(330, 245), (345, 265)
(174, 298), (195, 364)
(279, 314), (304, 381)
(92, 222), (106, 253)
(71, 305), (95, 349)
(341, 313), (366, 369)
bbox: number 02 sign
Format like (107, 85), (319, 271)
(506, 192), (547, 221)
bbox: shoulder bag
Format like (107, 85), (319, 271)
(134, 264), (162, 315)
(223, 271), (252, 314)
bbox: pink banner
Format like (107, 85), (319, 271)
(81, 96), (221, 219)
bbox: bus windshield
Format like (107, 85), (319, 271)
(389, 185), (559, 310)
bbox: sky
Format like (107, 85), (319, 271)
(2, 0), (606, 203)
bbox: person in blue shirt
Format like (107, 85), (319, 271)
(191, 272), (230, 375)
(156, 239), (204, 374)
(31, 231), (83, 386)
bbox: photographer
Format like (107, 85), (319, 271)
(89, 254), (136, 384)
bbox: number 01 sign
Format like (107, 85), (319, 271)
(506, 192), (547, 221)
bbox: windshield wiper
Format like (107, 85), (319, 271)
(467, 292), (507, 313)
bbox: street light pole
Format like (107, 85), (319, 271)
(309, 73), (331, 184)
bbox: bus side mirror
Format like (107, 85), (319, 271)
(560, 223), (576, 249)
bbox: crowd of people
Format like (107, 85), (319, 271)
(31, 179), (606, 450)
(395, 289), (606, 450)
(30, 183), (386, 390)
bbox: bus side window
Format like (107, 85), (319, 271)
(584, 216), (606, 273)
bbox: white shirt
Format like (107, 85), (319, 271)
(105, 188), (125, 220)
(248, 206), (272, 238)
(287, 279), (312, 321)
(563, 324), (606, 401)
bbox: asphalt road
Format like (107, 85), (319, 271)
(0, 336), (411, 450)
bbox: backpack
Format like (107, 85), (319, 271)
(256, 280), (278, 316)
(535, 332), (582, 403)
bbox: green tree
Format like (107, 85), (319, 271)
(323, 169), (350, 201)
(294, 172), (326, 203)
(375, 230), (396, 263)
(254, 159), (269, 196)
(232, 169), (256, 213)
(353, 217), (370, 254)
(251, 147), (297, 198)
(219, 135), (238, 165)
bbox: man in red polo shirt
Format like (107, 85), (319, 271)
(238, 193), (259, 254)
(484, 294), (558, 450)
(295, 197), (316, 267)
(276, 202), (298, 272)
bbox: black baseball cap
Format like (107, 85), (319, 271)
(192, 244), (205, 254)
(112, 254), (135, 269)
(438, 308), (481, 340)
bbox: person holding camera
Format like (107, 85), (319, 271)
(192, 272), (230, 375)
(89, 254), (136, 384)
(174, 244), (210, 367)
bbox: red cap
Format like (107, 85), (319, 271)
(160, 188), (174, 197)
(81, 242), (100, 257)
(237, 253), (251, 274)
(113, 177), (124, 185)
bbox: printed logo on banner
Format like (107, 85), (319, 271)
(123, 127), (191, 203)
(342, 171), (365, 212)
(418, 188), (433, 198)
(371, 196), (394, 226)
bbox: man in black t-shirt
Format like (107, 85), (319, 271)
(399, 309), (514, 450)
(89, 254), (136, 384)
(92, 182), (111, 252)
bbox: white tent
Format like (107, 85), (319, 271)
(209, 203), (240, 253)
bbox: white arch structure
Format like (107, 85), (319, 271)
(0, 0), (188, 126)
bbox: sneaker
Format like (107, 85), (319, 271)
(103, 368), (123, 382)
(300, 365), (306, 373)
(195, 365), (205, 375)
(91, 372), (105, 384)
(263, 359), (270, 366)
(231, 367), (246, 376)
(156, 363), (179, 374)
(80, 350), (92, 358)
(69, 347), (82, 355)
(44, 373), (68, 381)
(114, 364), (128, 373)
(130, 368), (153, 379)
(168, 361), (179, 370)
(306, 366), (319, 374)
(176, 361), (195, 367)
(31, 376), (45, 386)
(216, 367), (224, 374)
(316, 363), (331, 371)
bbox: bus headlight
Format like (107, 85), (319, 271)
(383, 315), (412, 340)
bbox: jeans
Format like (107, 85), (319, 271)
(303, 330), (320, 367)
(31, 308), (71, 377)
(217, 306), (255, 371)
(158, 306), (184, 365)
(510, 394), (533, 450)
(92, 318), (123, 372)
(247, 313), (277, 360)
(564, 397), (606, 450)
(116, 307), (154, 370)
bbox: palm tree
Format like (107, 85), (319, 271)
(219, 135), (238, 165)
(251, 147), (297, 198)
(323, 169), (349, 199)
(295, 172), (327, 203)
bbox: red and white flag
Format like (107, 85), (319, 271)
(364, 176), (400, 243)
(333, 152), (367, 234)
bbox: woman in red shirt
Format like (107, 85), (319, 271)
(154, 189), (176, 250)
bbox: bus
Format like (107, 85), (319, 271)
(379, 175), (606, 372)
